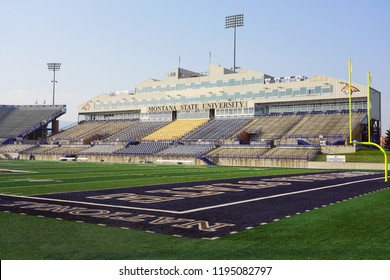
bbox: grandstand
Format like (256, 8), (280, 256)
(182, 118), (252, 143)
(157, 144), (215, 157)
(207, 145), (270, 159)
(1, 64), (382, 167)
(79, 144), (124, 155)
(238, 113), (303, 143)
(115, 142), (170, 156)
(49, 120), (135, 144)
(105, 120), (170, 142)
(0, 105), (66, 144)
(141, 119), (209, 141)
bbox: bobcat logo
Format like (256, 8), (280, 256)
(81, 102), (92, 111)
(341, 84), (360, 95)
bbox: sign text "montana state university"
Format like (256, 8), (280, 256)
(147, 101), (247, 112)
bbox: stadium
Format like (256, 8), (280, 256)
(1, 60), (389, 260)
(0, 63), (383, 167)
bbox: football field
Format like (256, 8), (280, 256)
(0, 160), (389, 259)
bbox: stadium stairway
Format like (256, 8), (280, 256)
(196, 156), (215, 166)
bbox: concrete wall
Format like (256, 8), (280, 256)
(321, 145), (356, 154)
(19, 153), (388, 171)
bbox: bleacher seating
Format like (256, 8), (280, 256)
(0, 105), (66, 140)
(182, 118), (252, 142)
(262, 147), (320, 160)
(44, 145), (89, 155)
(79, 144), (125, 155)
(105, 121), (170, 142)
(238, 114), (303, 141)
(2, 110), (367, 164)
(115, 142), (170, 155)
(142, 119), (208, 141)
(283, 111), (366, 145)
(206, 145), (270, 158)
(20, 145), (59, 155)
(157, 144), (215, 157)
(0, 144), (34, 154)
(49, 120), (136, 144)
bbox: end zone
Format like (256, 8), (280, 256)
(0, 171), (388, 239)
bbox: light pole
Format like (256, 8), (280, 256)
(225, 14), (244, 71)
(47, 63), (61, 105)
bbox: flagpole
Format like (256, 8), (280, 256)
(348, 59), (353, 144)
(367, 71), (371, 142)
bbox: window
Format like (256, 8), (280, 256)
(322, 86), (332, 94)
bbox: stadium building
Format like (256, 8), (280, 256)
(78, 64), (380, 124)
(0, 64), (382, 167)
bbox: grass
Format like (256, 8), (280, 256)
(314, 149), (390, 163)
(0, 160), (389, 260)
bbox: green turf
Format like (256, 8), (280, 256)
(0, 161), (322, 196)
(0, 160), (389, 260)
(314, 149), (390, 163)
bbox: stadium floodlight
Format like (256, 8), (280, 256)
(47, 63), (61, 105)
(225, 14), (244, 71)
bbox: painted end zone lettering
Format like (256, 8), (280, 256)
(87, 193), (183, 203)
(1, 171), (387, 239)
(0, 199), (236, 236)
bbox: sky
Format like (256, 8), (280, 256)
(1, 0), (389, 133)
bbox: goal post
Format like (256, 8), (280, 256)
(348, 59), (388, 182)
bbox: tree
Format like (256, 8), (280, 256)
(384, 128), (390, 150)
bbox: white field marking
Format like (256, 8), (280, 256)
(175, 176), (385, 214)
(0, 176), (385, 215)
(0, 193), (182, 214)
(0, 169), (31, 173)
(204, 237), (220, 240)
